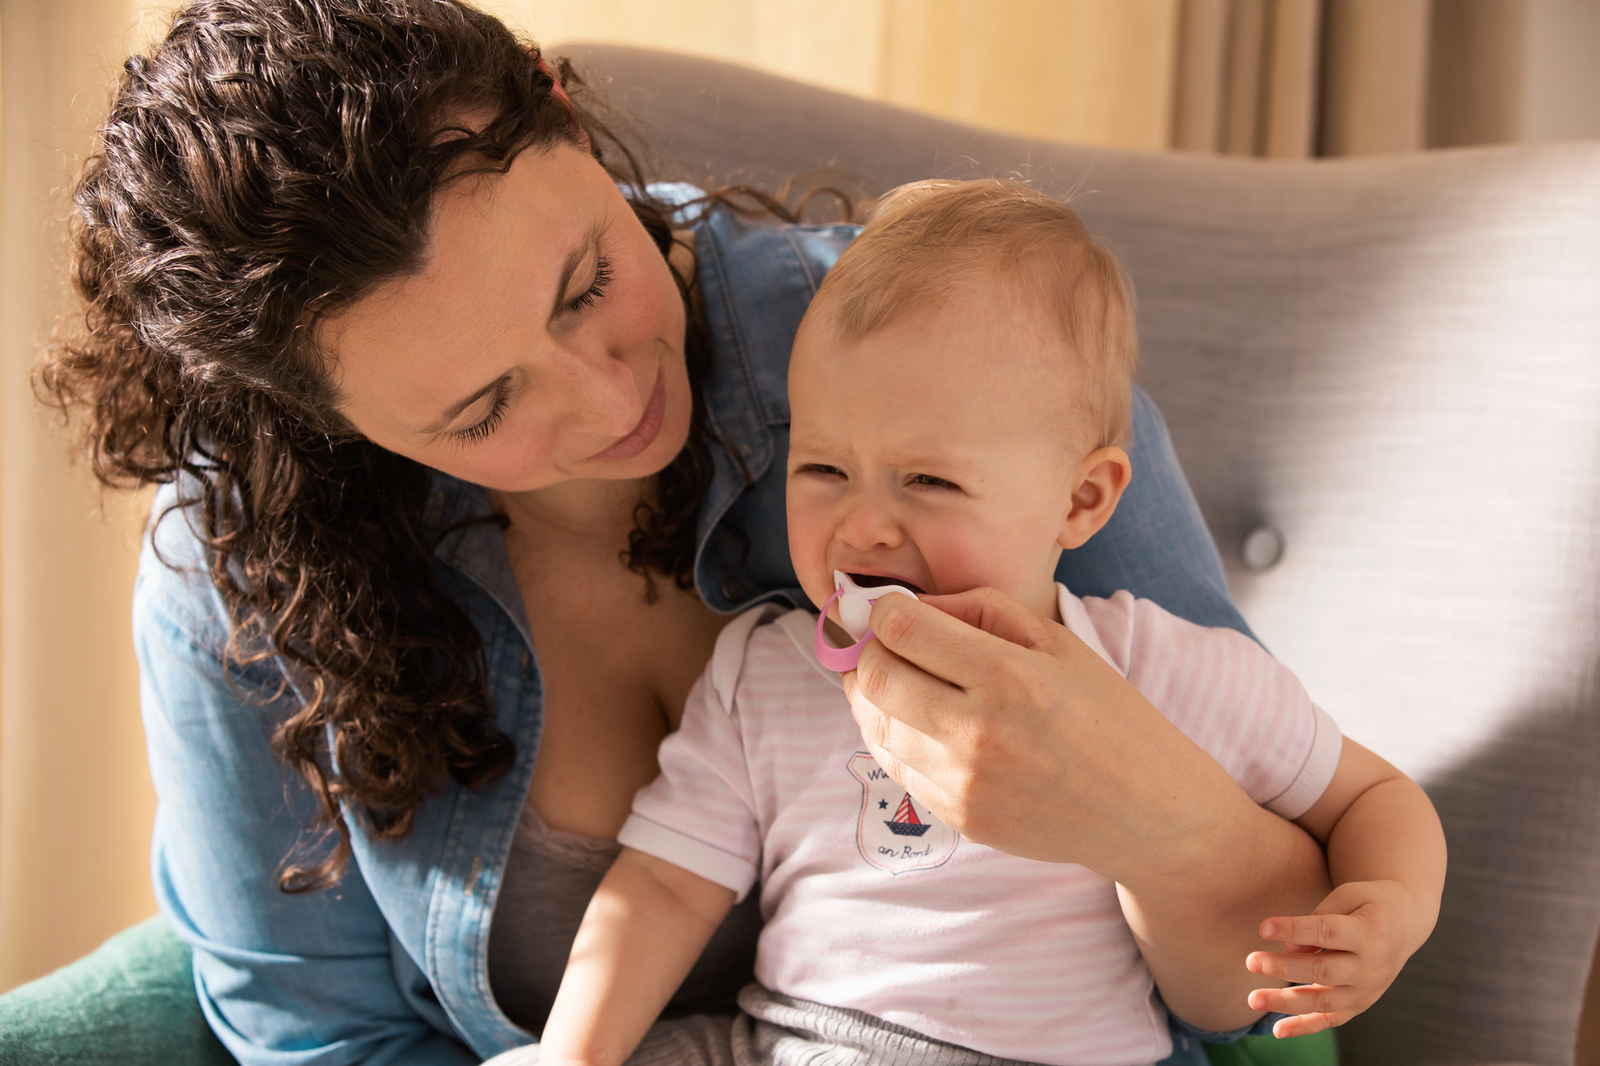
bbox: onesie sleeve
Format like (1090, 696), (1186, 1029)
(618, 614), (768, 901)
(1078, 591), (1342, 820)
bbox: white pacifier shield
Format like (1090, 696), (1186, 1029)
(833, 570), (919, 641)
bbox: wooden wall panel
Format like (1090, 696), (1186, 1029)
(0, 0), (159, 992)
(515, 0), (1183, 152)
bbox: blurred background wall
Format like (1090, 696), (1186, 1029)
(2, 0), (1598, 995)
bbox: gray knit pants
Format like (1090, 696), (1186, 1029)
(485, 984), (1075, 1066)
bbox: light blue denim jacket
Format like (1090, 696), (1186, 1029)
(135, 203), (1255, 1066)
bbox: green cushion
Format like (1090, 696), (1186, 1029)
(0, 916), (236, 1066)
(1205, 1029), (1339, 1066)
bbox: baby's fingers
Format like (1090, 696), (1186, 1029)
(1260, 913), (1366, 953)
(1246, 984), (1357, 1027)
(1246, 947), (1358, 988)
(1270, 1012), (1339, 1040)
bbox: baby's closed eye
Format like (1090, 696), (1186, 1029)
(795, 463), (846, 479)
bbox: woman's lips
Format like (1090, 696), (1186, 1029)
(584, 369), (667, 463)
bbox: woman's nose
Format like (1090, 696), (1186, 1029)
(547, 337), (645, 437)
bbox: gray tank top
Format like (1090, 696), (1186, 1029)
(487, 806), (763, 1035)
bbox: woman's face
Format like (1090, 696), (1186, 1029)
(320, 144), (691, 492)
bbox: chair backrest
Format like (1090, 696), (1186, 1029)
(567, 43), (1600, 1066)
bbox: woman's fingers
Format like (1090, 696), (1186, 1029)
(845, 675), (969, 831)
(849, 587), (1094, 745)
(856, 727), (957, 825)
(865, 588), (1053, 692)
(845, 664), (959, 782)
(915, 587), (1058, 652)
(846, 636), (975, 743)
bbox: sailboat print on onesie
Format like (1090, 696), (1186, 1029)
(885, 794), (929, 836)
(847, 752), (959, 874)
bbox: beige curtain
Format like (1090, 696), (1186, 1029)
(1171, 0), (1526, 157)
(1172, 0), (1324, 156)
(0, 0), (1540, 995)
(519, 0), (1528, 158)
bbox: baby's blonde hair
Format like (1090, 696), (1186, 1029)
(812, 179), (1136, 449)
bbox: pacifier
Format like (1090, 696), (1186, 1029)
(814, 570), (920, 672)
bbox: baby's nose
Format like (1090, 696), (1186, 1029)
(837, 494), (905, 549)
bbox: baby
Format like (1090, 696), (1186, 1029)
(537, 180), (1446, 1066)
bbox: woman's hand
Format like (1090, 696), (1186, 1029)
(843, 585), (1239, 880)
(842, 586), (1332, 1031)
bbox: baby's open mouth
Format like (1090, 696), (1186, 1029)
(848, 573), (927, 596)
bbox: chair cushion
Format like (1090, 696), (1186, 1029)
(0, 916), (235, 1066)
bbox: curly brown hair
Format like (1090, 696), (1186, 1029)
(38, 0), (722, 892)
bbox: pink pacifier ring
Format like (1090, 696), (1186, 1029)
(815, 588), (875, 672)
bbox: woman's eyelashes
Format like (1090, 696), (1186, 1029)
(564, 254), (614, 313)
(450, 381), (510, 445)
(445, 253), (613, 448)
(443, 252), (613, 448)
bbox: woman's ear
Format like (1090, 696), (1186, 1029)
(1058, 446), (1132, 550)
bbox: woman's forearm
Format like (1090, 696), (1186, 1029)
(1116, 796), (1331, 1032)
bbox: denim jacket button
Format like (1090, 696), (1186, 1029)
(720, 577), (746, 602)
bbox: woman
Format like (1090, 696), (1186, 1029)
(42, 1), (1332, 1062)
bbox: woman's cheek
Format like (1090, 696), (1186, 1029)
(616, 242), (684, 349)
(458, 419), (562, 493)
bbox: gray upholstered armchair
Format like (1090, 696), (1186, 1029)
(568, 44), (1600, 1066)
(2, 44), (1596, 1066)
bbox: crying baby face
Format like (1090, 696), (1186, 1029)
(784, 275), (1117, 633)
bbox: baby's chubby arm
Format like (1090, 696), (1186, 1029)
(540, 847), (736, 1066)
(1246, 738), (1446, 1038)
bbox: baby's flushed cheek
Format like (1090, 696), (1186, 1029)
(917, 524), (1014, 596)
(785, 497), (838, 609)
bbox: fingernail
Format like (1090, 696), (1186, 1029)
(1261, 922), (1277, 939)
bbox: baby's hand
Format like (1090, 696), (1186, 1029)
(1245, 879), (1433, 1038)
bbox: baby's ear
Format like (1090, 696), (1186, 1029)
(1058, 446), (1132, 550)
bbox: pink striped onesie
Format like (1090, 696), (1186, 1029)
(618, 585), (1342, 1066)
